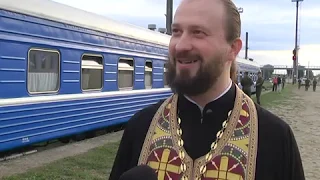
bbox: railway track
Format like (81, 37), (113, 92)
(0, 123), (125, 163)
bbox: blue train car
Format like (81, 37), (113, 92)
(0, 0), (173, 152)
(0, 0), (261, 153)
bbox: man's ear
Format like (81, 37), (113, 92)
(229, 38), (242, 60)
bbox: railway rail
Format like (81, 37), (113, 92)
(0, 123), (124, 163)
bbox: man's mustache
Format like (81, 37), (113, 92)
(174, 51), (203, 61)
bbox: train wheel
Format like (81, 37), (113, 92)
(86, 131), (96, 139)
(58, 137), (71, 144)
(72, 134), (86, 141)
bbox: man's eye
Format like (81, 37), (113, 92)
(172, 28), (181, 35)
(193, 30), (204, 35)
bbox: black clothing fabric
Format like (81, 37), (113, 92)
(273, 83), (278, 92)
(109, 84), (305, 180)
(119, 165), (157, 180)
(277, 77), (282, 84)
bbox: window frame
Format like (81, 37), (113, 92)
(145, 60), (153, 89)
(118, 57), (134, 91)
(27, 48), (61, 95)
(163, 63), (169, 87)
(80, 53), (104, 92)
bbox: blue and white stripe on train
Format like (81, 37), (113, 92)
(0, 0), (261, 152)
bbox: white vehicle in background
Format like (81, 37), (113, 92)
(300, 78), (307, 85)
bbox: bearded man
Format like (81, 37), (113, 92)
(109, 0), (305, 179)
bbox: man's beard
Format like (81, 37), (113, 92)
(165, 52), (225, 96)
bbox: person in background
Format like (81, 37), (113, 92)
(272, 76), (278, 92)
(313, 78), (317, 92)
(282, 76), (286, 89)
(298, 78), (302, 89)
(240, 71), (253, 97)
(277, 75), (282, 92)
(305, 78), (310, 91)
(255, 71), (264, 105)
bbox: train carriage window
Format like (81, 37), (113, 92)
(28, 49), (60, 93)
(239, 72), (243, 78)
(164, 63), (169, 87)
(145, 61), (152, 88)
(118, 58), (134, 90)
(81, 54), (103, 91)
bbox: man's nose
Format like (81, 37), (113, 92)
(175, 33), (192, 52)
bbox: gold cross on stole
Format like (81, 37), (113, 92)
(148, 149), (181, 180)
(204, 156), (244, 180)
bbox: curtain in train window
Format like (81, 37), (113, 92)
(28, 49), (60, 93)
(118, 59), (134, 90)
(81, 55), (103, 90)
(145, 61), (152, 88)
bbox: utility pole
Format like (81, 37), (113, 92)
(292, 0), (303, 84)
(308, 61), (310, 79)
(245, 32), (249, 59)
(237, 8), (247, 60)
(166, 0), (173, 35)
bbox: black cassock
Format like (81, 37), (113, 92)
(109, 84), (305, 180)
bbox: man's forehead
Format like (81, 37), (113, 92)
(173, 0), (225, 28)
(176, 0), (224, 12)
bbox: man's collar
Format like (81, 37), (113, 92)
(183, 79), (233, 111)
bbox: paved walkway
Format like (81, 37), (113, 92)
(266, 86), (320, 180)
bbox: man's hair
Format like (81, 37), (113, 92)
(220, 0), (241, 83)
(220, 0), (241, 43)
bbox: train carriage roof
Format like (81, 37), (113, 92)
(236, 57), (261, 72)
(236, 57), (260, 67)
(0, 0), (171, 46)
(0, 0), (262, 69)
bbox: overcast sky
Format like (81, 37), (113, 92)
(52, 0), (320, 70)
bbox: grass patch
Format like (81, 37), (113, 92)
(2, 85), (294, 180)
(252, 83), (294, 108)
(263, 81), (273, 90)
(2, 141), (120, 180)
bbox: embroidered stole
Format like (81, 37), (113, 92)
(138, 86), (258, 180)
